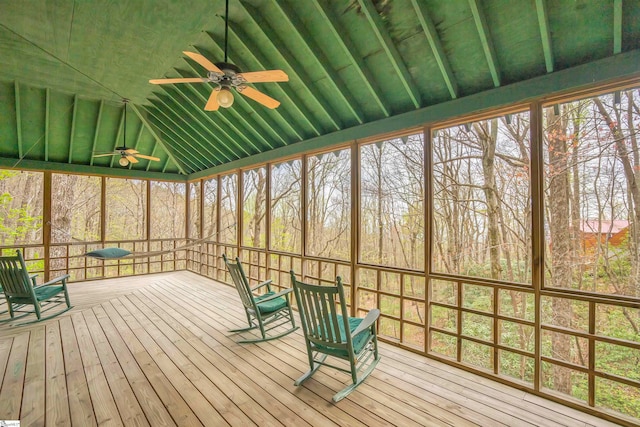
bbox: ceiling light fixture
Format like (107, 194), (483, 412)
(119, 156), (129, 167)
(218, 87), (234, 108)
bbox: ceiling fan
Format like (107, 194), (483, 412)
(148, 0), (288, 111)
(92, 99), (160, 167)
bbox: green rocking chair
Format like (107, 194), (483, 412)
(290, 271), (380, 402)
(222, 254), (298, 343)
(0, 250), (72, 324)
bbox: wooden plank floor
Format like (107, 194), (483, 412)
(0, 271), (622, 426)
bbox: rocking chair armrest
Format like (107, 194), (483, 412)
(250, 279), (273, 292)
(350, 309), (380, 338)
(29, 274), (38, 286)
(254, 287), (294, 303)
(37, 274), (71, 288)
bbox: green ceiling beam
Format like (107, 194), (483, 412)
(145, 144), (158, 172)
(180, 58), (266, 155)
(169, 81), (246, 160)
(109, 108), (124, 168)
(45, 88), (50, 161)
(129, 103), (188, 175)
(309, 0), (389, 118)
(89, 100), (104, 166)
(614, 0), (622, 54)
(161, 85), (236, 162)
(535, 0), (554, 73)
(195, 42), (291, 147)
(144, 103), (212, 172)
(411, 0), (459, 99)
(127, 122), (144, 171)
(14, 81), (22, 158)
(145, 102), (211, 171)
(0, 156), (186, 181)
(224, 26), (326, 137)
(189, 50), (640, 180)
(272, 0), (365, 125)
(154, 90), (226, 164)
(238, 3), (343, 132)
(468, 0), (501, 87)
(357, 0), (422, 108)
(68, 95), (78, 163)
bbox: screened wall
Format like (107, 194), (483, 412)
(0, 81), (638, 425)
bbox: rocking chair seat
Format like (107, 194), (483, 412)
(255, 292), (288, 314)
(11, 285), (65, 305)
(314, 315), (370, 357)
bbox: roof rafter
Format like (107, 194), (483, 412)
(271, 0), (365, 125)
(179, 58), (262, 154)
(237, 2), (342, 132)
(613, 0), (622, 54)
(187, 45), (290, 149)
(68, 94), (78, 163)
(44, 88), (50, 161)
(146, 98), (213, 170)
(129, 103), (188, 175)
(223, 27), (325, 136)
(410, 0), (459, 99)
(141, 109), (201, 173)
(153, 90), (227, 164)
(161, 84), (237, 162)
(468, 0), (501, 87)
(15, 81), (23, 158)
(89, 100), (104, 166)
(357, 0), (422, 108)
(109, 108), (124, 168)
(197, 39), (308, 143)
(127, 121), (145, 170)
(535, 0), (554, 73)
(309, 0), (389, 118)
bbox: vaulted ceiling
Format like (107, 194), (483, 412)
(1, 0), (639, 180)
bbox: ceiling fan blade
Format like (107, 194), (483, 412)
(237, 86), (280, 109)
(92, 153), (118, 158)
(205, 88), (221, 111)
(124, 148), (138, 154)
(149, 77), (208, 84)
(183, 51), (223, 73)
(126, 155), (139, 164)
(238, 70), (289, 83)
(134, 154), (161, 162)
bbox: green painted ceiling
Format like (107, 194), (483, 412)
(0, 0), (638, 179)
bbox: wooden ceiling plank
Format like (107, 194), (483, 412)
(468, 0), (501, 87)
(309, 0), (389, 118)
(411, 0), (459, 99)
(89, 100), (104, 166)
(357, 0), (422, 108)
(180, 56), (287, 150)
(45, 88), (50, 162)
(14, 82), (23, 159)
(154, 91), (226, 164)
(145, 101), (212, 170)
(68, 95), (78, 163)
(535, 0), (554, 73)
(225, 27), (327, 136)
(272, 0), (365, 125)
(614, 0), (622, 54)
(238, 3), (343, 131)
(129, 103), (188, 175)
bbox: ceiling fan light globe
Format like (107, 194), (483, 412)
(118, 157), (130, 167)
(218, 88), (234, 108)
